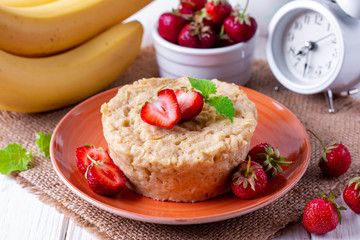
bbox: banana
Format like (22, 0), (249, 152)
(0, 0), (58, 7)
(0, 21), (143, 113)
(0, 0), (152, 57)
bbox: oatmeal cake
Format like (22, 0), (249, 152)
(101, 77), (257, 202)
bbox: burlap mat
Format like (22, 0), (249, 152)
(1, 47), (359, 240)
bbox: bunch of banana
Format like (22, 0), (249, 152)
(0, 0), (152, 113)
(0, 0), (57, 8)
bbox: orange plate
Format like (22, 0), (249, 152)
(50, 86), (310, 225)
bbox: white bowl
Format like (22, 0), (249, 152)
(151, 25), (258, 85)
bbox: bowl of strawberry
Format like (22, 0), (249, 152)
(152, 0), (258, 86)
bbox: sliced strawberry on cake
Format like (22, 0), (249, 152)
(175, 88), (204, 120)
(140, 88), (181, 129)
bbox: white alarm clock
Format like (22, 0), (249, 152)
(266, 0), (360, 112)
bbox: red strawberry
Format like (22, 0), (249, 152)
(178, 22), (218, 48)
(307, 130), (351, 176)
(343, 177), (360, 214)
(179, 6), (194, 15)
(75, 145), (113, 175)
(302, 192), (346, 234)
(158, 12), (189, 44)
(195, 8), (222, 33)
(205, 0), (232, 24)
(178, 24), (201, 48)
(223, 0), (257, 42)
(140, 89), (181, 129)
(218, 25), (236, 47)
(218, 33), (236, 47)
(180, 0), (207, 11)
(231, 157), (268, 199)
(86, 160), (126, 196)
(175, 89), (204, 120)
(319, 143), (351, 176)
(247, 143), (292, 179)
(224, 15), (257, 42)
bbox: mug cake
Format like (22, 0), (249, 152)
(101, 77), (257, 202)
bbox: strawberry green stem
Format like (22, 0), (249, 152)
(272, 159), (293, 165)
(307, 129), (327, 152)
(182, 1), (195, 7)
(349, 177), (360, 191)
(245, 156), (251, 178)
(84, 162), (93, 180)
(87, 154), (100, 165)
(241, 0), (249, 17)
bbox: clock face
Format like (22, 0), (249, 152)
(283, 10), (340, 84)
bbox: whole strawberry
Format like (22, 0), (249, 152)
(205, 0), (232, 24)
(178, 22), (218, 48)
(247, 143), (292, 179)
(223, 0), (257, 42)
(180, 0), (207, 11)
(302, 192), (346, 234)
(231, 157), (268, 199)
(319, 143), (351, 176)
(179, 6), (194, 15)
(158, 12), (189, 44)
(307, 130), (351, 176)
(196, 8), (222, 33)
(343, 177), (360, 214)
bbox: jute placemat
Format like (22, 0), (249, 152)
(1, 47), (359, 240)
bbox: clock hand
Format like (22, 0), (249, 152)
(295, 48), (305, 56)
(303, 50), (311, 78)
(296, 41), (315, 56)
(313, 33), (335, 43)
(296, 34), (333, 55)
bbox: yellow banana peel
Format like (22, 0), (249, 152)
(0, 21), (143, 113)
(0, 0), (58, 7)
(0, 0), (152, 57)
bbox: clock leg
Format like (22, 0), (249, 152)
(274, 85), (281, 91)
(325, 89), (335, 113)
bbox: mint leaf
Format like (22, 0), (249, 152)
(188, 77), (217, 100)
(36, 132), (52, 158)
(207, 96), (235, 123)
(187, 77), (235, 122)
(0, 143), (33, 175)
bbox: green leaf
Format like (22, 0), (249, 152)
(188, 77), (217, 100)
(206, 96), (235, 123)
(0, 143), (33, 175)
(36, 131), (52, 158)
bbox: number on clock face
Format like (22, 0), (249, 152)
(283, 11), (340, 82)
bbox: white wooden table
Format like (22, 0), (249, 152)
(1, 1), (359, 239)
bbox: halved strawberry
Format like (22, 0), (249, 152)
(140, 89), (181, 129)
(75, 145), (113, 175)
(87, 161), (126, 196)
(175, 88), (204, 120)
